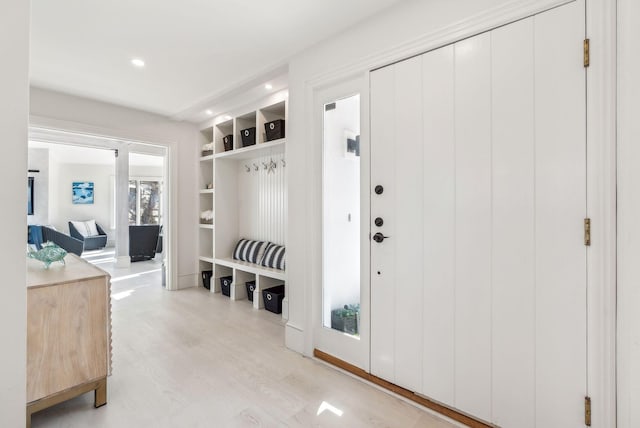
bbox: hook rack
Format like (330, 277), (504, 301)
(244, 158), (285, 173)
(264, 158), (276, 174)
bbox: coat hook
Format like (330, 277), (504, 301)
(253, 163), (259, 171)
(267, 158), (277, 174)
(245, 164), (250, 172)
(262, 162), (268, 170)
(281, 159), (286, 167)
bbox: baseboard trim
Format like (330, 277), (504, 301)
(313, 349), (492, 428)
(177, 273), (197, 290)
(115, 256), (130, 268)
(285, 323), (305, 354)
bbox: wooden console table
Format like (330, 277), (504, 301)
(26, 254), (112, 428)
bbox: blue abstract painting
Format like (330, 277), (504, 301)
(72, 181), (94, 204)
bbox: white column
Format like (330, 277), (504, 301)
(115, 145), (131, 267)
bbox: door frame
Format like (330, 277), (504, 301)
(312, 77), (371, 371)
(28, 124), (178, 291)
(304, 0), (616, 426)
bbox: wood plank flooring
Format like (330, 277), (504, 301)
(31, 259), (460, 427)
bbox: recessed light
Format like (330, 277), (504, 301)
(265, 83), (273, 90)
(205, 110), (213, 116)
(131, 58), (145, 68)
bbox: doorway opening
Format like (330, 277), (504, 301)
(27, 128), (172, 289)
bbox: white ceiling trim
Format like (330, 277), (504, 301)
(172, 64), (289, 122)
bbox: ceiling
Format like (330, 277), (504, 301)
(30, 0), (404, 123)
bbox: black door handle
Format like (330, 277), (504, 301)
(373, 232), (390, 243)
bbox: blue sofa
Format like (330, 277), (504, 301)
(29, 225), (84, 256)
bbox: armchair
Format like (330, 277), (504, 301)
(129, 225), (161, 262)
(69, 221), (108, 251)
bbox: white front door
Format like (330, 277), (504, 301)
(370, 1), (588, 426)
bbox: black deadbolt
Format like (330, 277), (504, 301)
(374, 185), (384, 195)
(374, 217), (384, 227)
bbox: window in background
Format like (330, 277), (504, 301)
(128, 181), (137, 224)
(139, 181), (161, 225)
(129, 179), (162, 225)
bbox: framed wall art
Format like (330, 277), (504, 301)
(72, 181), (94, 204)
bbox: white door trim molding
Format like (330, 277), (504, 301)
(306, 0), (574, 89)
(302, 0), (617, 426)
(586, 0), (617, 427)
(311, 79), (370, 372)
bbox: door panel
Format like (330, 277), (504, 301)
(491, 18), (536, 428)
(534, 2), (587, 427)
(393, 56), (425, 392)
(422, 45), (456, 407)
(370, 65), (397, 382)
(370, 1), (586, 426)
(453, 33), (493, 422)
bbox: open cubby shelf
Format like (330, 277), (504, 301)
(198, 93), (288, 318)
(214, 138), (285, 160)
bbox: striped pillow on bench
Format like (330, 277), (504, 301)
(232, 239), (266, 264)
(261, 243), (285, 270)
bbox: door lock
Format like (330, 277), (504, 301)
(374, 217), (384, 227)
(374, 185), (384, 195)
(373, 232), (389, 243)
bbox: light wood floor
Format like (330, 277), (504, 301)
(31, 258), (459, 428)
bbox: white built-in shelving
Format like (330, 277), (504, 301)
(198, 126), (215, 277)
(214, 139), (285, 160)
(197, 92), (288, 317)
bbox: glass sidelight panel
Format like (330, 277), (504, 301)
(322, 94), (361, 336)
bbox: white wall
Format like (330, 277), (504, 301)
(618, 0), (639, 426)
(130, 164), (163, 178)
(30, 87), (199, 289)
(0, 0), (29, 426)
(28, 147), (50, 225)
(49, 163), (114, 239)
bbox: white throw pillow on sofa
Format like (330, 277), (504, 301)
(71, 220), (99, 237)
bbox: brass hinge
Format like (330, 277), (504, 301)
(585, 396), (592, 426)
(584, 218), (591, 246)
(584, 39), (590, 67)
